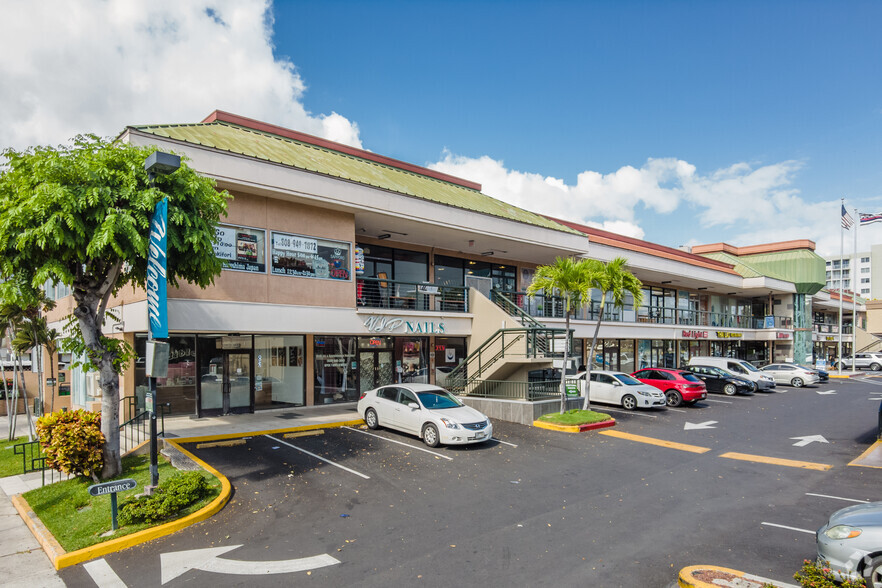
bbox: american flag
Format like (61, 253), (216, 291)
(841, 205), (854, 229)
(860, 212), (882, 226)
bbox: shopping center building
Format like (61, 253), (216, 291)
(41, 111), (852, 420)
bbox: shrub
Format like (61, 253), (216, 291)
(793, 559), (866, 588)
(118, 471), (209, 525)
(36, 409), (104, 480)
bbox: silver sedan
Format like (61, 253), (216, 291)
(760, 363), (820, 387)
(817, 501), (882, 586)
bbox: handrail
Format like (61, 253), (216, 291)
(356, 277), (469, 313)
(119, 403), (169, 455)
(445, 327), (567, 393)
(491, 291), (544, 329)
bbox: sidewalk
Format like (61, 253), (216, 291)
(0, 403), (364, 585)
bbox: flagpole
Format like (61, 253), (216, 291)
(838, 198), (843, 375)
(852, 206), (858, 371)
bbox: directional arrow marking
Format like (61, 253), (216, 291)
(816, 390), (837, 395)
(790, 435), (829, 447)
(684, 421), (718, 431)
(161, 545), (340, 584)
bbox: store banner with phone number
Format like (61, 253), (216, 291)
(270, 231), (351, 280)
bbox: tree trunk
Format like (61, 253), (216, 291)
(16, 356), (35, 441)
(73, 293), (121, 479)
(2, 362), (12, 441)
(582, 296), (607, 411)
(48, 350), (56, 414)
(559, 310), (571, 414)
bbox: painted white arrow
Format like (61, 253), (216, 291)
(684, 420), (718, 430)
(816, 390), (837, 395)
(790, 435), (829, 447)
(161, 545), (340, 584)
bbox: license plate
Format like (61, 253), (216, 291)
(473, 432), (486, 440)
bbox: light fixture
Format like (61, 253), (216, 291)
(726, 292), (736, 295)
(481, 251), (494, 256)
(377, 234), (391, 240)
(697, 287), (708, 291)
(380, 229), (408, 236)
(661, 280), (672, 284)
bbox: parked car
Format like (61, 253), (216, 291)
(687, 356), (776, 391)
(759, 363), (820, 387)
(834, 352), (882, 371)
(631, 368), (708, 407)
(357, 383), (492, 447)
(682, 365), (754, 396)
(801, 365), (829, 382)
(575, 370), (666, 410)
(816, 500), (882, 585)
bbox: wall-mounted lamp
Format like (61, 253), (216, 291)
(112, 323), (125, 332)
(377, 234), (391, 240)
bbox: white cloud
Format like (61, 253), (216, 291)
(430, 151), (882, 258)
(0, 0), (361, 150)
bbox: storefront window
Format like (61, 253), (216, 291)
(213, 224), (266, 273)
(620, 340), (635, 373)
(434, 337), (466, 387)
(271, 231), (351, 280)
(254, 335), (305, 409)
(397, 337), (429, 383)
(434, 255), (464, 287)
(135, 335), (196, 416)
(314, 336), (358, 404)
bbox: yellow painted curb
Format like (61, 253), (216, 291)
(11, 494), (65, 564)
(678, 565), (797, 587)
(719, 451), (832, 471)
(171, 419), (365, 444)
(849, 439), (882, 468)
(46, 439), (233, 570)
(599, 429), (711, 454)
(679, 565), (750, 587)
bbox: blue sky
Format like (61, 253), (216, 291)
(2, 0), (881, 256)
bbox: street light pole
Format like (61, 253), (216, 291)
(144, 151), (180, 494)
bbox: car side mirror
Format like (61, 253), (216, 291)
(612, 381), (622, 387)
(408, 402), (419, 409)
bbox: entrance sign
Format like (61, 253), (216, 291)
(147, 198), (168, 338)
(88, 478), (137, 496)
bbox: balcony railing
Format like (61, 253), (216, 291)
(814, 323), (853, 335)
(495, 290), (792, 330)
(357, 278), (469, 312)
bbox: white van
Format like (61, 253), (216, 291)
(687, 357), (776, 391)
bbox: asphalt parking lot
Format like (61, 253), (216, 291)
(60, 376), (882, 587)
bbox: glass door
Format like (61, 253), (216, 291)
(359, 350), (394, 391)
(199, 349), (252, 415)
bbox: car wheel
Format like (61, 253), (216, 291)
(723, 383), (737, 396)
(871, 363), (882, 371)
(791, 377), (804, 388)
(422, 423), (440, 448)
(364, 408), (379, 430)
(621, 394), (637, 411)
(862, 555), (882, 588)
(665, 390), (682, 407)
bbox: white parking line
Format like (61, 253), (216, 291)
(83, 559), (127, 587)
(666, 407), (687, 413)
(805, 492), (870, 503)
(703, 399), (733, 404)
(265, 435), (371, 479)
(493, 438), (518, 448)
(342, 426), (453, 460)
(760, 522), (815, 534)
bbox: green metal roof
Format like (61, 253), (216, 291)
(700, 249), (826, 294)
(131, 121), (579, 234)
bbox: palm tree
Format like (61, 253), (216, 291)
(527, 257), (592, 414)
(582, 257), (644, 411)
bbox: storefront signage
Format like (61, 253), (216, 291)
(682, 330), (709, 339)
(147, 198), (168, 338)
(417, 284), (440, 294)
(363, 315), (446, 334)
(825, 336), (835, 341)
(354, 247), (365, 275)
(763, 316), (775, 329)
(776, 332), (791, 339)
(271, 231), (351, 281)
(716, 331), (742, 339)
(214, 224), (266, 273)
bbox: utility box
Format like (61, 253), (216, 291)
(145, 340), (170, 378)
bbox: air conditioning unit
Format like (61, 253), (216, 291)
(465, 275), (492, 298)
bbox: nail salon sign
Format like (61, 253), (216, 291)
(363, 315), (446, 334)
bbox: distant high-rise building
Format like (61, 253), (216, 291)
(825, 243), (882, 300)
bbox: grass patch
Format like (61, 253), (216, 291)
(23, 453), (221, 552)
(0, 435), (32, 477)
(538, 409), (613, 426)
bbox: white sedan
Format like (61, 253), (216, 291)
(759, 363), (820, 387)
(575, 370), (666, 410)
(357, 383), (493, 447)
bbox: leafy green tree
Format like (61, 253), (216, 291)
(582, 257), (643, 411)
(527, 257), (592, 413)
(0, 135), (229, 478)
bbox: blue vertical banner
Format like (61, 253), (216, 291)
(147, 198), (168, 339)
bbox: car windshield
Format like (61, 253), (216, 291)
(678, 372), (701, 382)
(416, 390), (463, 409)
(614, 374), (643, 386)
(740, 362), (760, 372)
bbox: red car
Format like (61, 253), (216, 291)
(631, 368), (707, 407)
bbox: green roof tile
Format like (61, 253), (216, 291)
(132, 121), (579, 235)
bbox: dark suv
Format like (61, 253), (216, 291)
(682, 365), (754, 396)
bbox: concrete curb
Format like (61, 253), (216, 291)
(14, 419), (365, 569)
(532, 418), (616, 433)
(678, 565), (798, 588)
